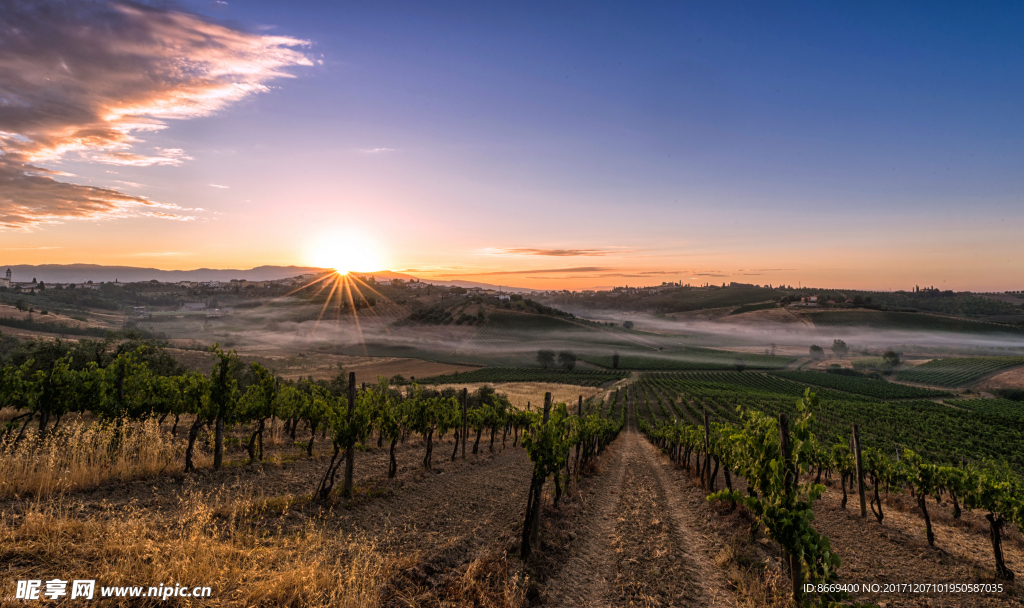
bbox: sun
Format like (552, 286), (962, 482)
(309, 232), (386, 274)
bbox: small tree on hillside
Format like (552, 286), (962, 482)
(831, 339), (849, 357)
(734, 357), (746, 372)
(537, 349), (555, 369)
(623, 320), (634, 329)
(883, 350), (901, 368)
(809, 345), (825, 360)
(612, 352), (620, 369)
(557, 351), (577, 371)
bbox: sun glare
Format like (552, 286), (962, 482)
(309, 232), (386, 274)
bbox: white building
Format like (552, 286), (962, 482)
(0, 268), (10, 288)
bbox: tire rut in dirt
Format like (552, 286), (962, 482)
(610, 434), (731, 607)
(541, 438), (628, 607)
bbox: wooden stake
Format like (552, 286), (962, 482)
(343, 372), (356, 499)
(703, 410), (711, 490)
(853, 423), (866, 518)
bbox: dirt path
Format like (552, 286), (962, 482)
(543, 396), (736, 607)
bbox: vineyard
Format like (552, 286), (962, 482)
(946, 398), (1024, 432)
(728, 301), (779, 315)
(415, 366), (627, 387)
(585, 348), (794, 371)
(639, 387), (1024, 597)
(771, 369), (951, 399)
(896, 357), (1024, 387)
(622, 371), (1024, 466)
(2, 339), (1022, 607)
(805, 310), (1024, 336)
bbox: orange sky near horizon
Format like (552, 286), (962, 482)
(2, 219), (1019, 292)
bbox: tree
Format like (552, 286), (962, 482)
(734, 358), (746, 372)
(883, 350), (901, 368)
(557, 351), (577, 371)
(612, 352), (620, 369)
(809, 345), (825, 360)
(622, 320), (634, 329)
(537, 349), (555, 369)
(831, 339), (849, 357)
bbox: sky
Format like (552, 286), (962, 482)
(1, 0), (1023, 291)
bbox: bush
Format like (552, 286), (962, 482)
(992, 388), (1024, 401)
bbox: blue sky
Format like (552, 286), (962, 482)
(3, 1), (1022, 289)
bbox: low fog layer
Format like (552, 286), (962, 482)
(193, 304), (1024, 367)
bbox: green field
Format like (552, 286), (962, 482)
(771, 370), (950, 399)
(585, 348), (793, 371)
(805, 311), (1024, 335)
(895, 357), (1024, 387)
(728, 301), (779, 315)
(416, 367), (627, 387)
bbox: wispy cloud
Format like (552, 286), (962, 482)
(492, 247), (633, 257)
(438, 266), (610, 277)
(0, 0), (311, 229)
(88, 148), (192, 167)
(209, 184), (230, 189)
(4, 246), (62, 251)
(359, 148), (396, 154)
(133, 251), (190, 257)
(141, 211), (195, 221)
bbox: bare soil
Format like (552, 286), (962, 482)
(980, 366), (1024, 391)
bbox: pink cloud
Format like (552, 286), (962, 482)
(0, 0), (311, 228)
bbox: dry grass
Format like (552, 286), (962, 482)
(1, 488), (403, 607)
(0, 418), (203, 499)
(429, 382), (602, 410)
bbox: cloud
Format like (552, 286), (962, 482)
(4, 246), (61, 251)
(360, 148), (396, 154)
(209, 184), (229, 189)
(0, 160), (191, 228)
(494, 248), (632, 257)
(88, 148), (192, 166)
(0, 0), (311, 228)
(438, 266), (611, 277)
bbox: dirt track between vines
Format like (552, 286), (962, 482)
(542, 400), (736, 607)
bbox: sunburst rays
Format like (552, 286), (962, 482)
(269, 271), (400, 353)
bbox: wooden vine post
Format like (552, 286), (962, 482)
(853, 423), (866, 518)
(461, 388), (468, 459)
(343, 372), (356, 499)
(703, 410), (711, 490)
(779, 413), (802, 605)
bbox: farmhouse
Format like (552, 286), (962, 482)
(0, 268), (10, 288)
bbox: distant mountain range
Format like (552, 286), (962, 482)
(0, 264), (536, 292)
